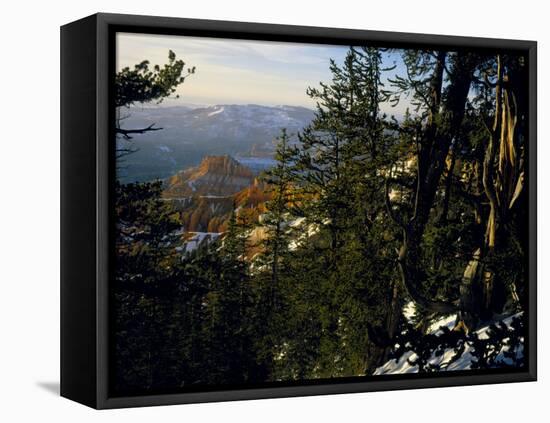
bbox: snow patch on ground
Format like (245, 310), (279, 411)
(374, 312), (523, 375)
(176, 232), (221, 254)
(427, 314), (458, 335)
(287, 217), (320, 251)
(402, 301), (416, 322)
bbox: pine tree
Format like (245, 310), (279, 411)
(113, 181), (185, 392)
(276, 47), (403, 376)
(258, 129), (298, 308)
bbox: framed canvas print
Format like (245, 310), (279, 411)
(60, 13), (537, 409)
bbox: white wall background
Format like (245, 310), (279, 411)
(0, 0), (546, 420)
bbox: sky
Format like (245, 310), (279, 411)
(116, 32), (408, 115)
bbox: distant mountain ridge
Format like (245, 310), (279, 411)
(117, 104), (314, 183)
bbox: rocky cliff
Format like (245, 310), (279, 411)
(163, 155), (255, 198)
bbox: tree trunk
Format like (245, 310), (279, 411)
(458, 55), (525, 328)
(392, 52), (478, 315)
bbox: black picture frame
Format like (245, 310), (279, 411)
(61, 12), (537, 409)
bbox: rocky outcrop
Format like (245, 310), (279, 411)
(163, 155), (254, 198)
(172, 176), (272, 233)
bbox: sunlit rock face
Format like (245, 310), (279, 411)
(164, 155), (254, 198)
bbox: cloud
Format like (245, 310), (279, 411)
(115, 32), (409, 115)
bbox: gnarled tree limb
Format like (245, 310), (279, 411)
(397, 231), (458, 314)
(388, 52), (476, 316)
(116, 123), (163, 140)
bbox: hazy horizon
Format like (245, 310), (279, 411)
(116, 32), (409, 116)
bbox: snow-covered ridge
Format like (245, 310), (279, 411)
(124, 104), (314, 138)
(207, 106), (224, 117)
(193, 104), (312, 131)
(118, 104), (315, 183)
